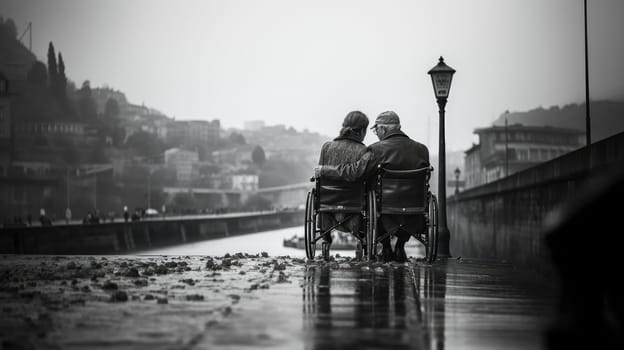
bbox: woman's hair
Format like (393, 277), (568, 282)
(339, 111), (369, 139)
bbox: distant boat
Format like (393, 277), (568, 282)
(283, 232), (359, 250)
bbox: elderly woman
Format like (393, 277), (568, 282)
(317, 111), (369, 261)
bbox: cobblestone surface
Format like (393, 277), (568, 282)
(0, 254), (305, 349)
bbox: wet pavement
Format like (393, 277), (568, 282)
(199, 258), (556, 350)
(0, 253), (556, 349)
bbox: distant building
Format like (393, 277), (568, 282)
(244, 120), (265, 131)
(231, 174), (259, 192)
(121, 113), (170, 142)
(241, 124), (326, 165)
(14, 121), (87, 136)
(429, 150), (465, 197)
(167, 120), (220, 146)
(91, 87), (128, 115)
(164, 148), (199, 184)
(463, 144), (482, 190)
(0, 36), (37, 94)
(124, 103), (153, 119)
(464, 124), (584, 188)
(12, 121), (100, 148)
(211, 144), (255, 171)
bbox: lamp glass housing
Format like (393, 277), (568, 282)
(431, 72), (453, 98)
(428, 56), (456, 100)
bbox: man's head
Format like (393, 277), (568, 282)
(371, 111), (401, 140)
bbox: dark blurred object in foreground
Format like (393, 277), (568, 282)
(545, 165), (624, 349)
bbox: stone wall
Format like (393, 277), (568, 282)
(448, 132), (624, 273)
(0, 210), (303, 254)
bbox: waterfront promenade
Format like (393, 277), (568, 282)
(0, 228), (556, 349)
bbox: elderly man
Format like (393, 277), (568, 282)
(317, 111), (430, 262)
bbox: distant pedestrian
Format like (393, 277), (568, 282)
(26, 214), (32, 226)
(123, 208), (129, 223)
(91, 211), (101, 224)
(39, 212), (52, 227)
(65, 208), (72, 225)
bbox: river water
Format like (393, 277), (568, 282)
(138, 226), (426, 258)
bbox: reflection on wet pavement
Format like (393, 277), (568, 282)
(302, 260), (555, 349)
(303, 263), (424, 349)
(202, 258), (555, 350)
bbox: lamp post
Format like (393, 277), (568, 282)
(428, 56), (456, 258)
(147, 169), (152, 210)
(454, 167), (461, 195)
(65, 167), (71, 224)
(584, 0), (591, 147)
(146, 165), (159, 211)
(505, 117), (509, 176)
(93, 173), (97, 212)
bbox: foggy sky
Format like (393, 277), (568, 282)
(1, 0), (623, 151)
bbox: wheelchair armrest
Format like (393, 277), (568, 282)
(380, 167), (431, 178)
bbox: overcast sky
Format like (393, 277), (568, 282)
(2, 0), (623, 151)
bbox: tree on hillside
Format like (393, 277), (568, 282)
(252, 145), (266, 167)
(47, 42), (58, 90)
(57, 52), (68, 107)
(18, 60), (65, 122)
(100, 98), (124, 145)
(78, 80), (97, 120)
(126, 131), (166, 157)
(27, 61), (47, 86)
(0, 18), (17, 39)
(229, 132), (246, 145)
(105, 98), (120, 118)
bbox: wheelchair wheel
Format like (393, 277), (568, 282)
(426, 194), (439, 263)
(366, 190), (377, 262)
(304, 190), (316, 259)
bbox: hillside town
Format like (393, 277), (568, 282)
(0, 17), (328, 224)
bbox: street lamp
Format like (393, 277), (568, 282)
(146, 165), (159, 211)
(454, 167), (461, 195)
(428, 56), (456, 258)
(65, 167), (71, 224)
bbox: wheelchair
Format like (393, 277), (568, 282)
(367, 165), (439, 263)
(304, 165), (438, 263)
(303, 176), (372, 261)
